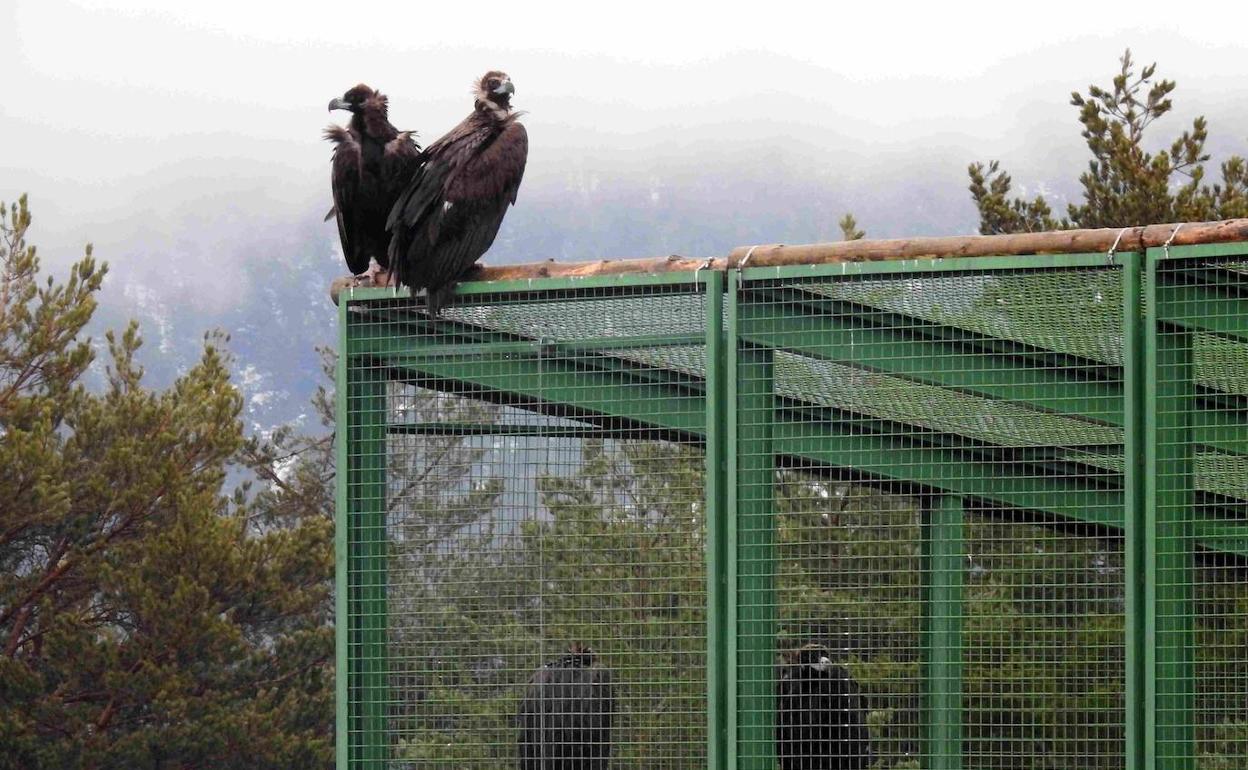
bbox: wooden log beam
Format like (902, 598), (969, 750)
(723, 218), (1248, 268)
(330, 218), (1248, 303)
(328, 254), (717, 303)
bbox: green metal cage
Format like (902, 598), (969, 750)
(336, 243), (1248, 769)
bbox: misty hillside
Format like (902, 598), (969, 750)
(62, 140), (1018, 437)
(10, 40), (1247, 438)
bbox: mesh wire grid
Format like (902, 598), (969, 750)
(1149, 250), (1248, 770)
(338, 245), (1248, 770)
(734, 262), (1128, 770)
(342, 279), (712, 770)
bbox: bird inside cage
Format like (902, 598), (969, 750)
(518, 643), (614, 770)
(776, 643), (871, 770)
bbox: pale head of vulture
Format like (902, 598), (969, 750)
(326, 83), (389, 117)
(474, 70), (515, 118)
(784, 642), (835, 673)
(329, 83), (395, 137)
(328, 83), (378, 115)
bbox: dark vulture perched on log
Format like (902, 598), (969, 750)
(776, 644), (871, 770)
(325, 83), (421, 278)
(517, 644), (613, 770)
(387, 70), (528, 316)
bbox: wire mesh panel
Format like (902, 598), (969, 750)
(335, 241), (1248, 770)
(340, 278), (712, 769)
(962, 514), (1125, 768)
(734, 258), (1131, 770)
(1148, 246), (1248, 770)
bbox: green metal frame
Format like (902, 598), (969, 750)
(335, 300), (348, 769)
(336, 242), (1248, 769)
(729, 271), (778, 770)
(705, 270), (729, 770)
(344, 340), (389, 768)
(723, 272), (741, 770)
(921, 494), (965, 770)
(1143, 250), (1194, 770)
(1122, 251), (1146, 770)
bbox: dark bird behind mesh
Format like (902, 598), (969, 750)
(518, 645), (614, 770)
(776, 644), (871, 770)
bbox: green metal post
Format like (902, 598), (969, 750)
(1144, 253), (1195, 770)
(726, 274), (740, 770)
(921, 494), (964, 770)
(1121, 252), (1145, 770)
(346, 327), (390, 769)
(336, 299), (349, 770)
(705, 270), (729, 770)
(730, 273), (777, 770)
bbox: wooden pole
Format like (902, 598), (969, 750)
(722, 218), (1248, 268)
(330, 218), (1248, 303)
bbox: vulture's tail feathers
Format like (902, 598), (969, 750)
(425, 284), (455, 318)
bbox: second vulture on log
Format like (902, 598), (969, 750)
(326, 83), (421, 278)
(387, 70), (529, 316)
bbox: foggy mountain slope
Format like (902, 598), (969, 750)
(13, 56), (1240, 436)
(9, 12), (1244, 441)
(44, 137), (1079, 436)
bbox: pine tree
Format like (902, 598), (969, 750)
(0, 196), (332, 769)
(968, 49), (1248, 234)
(839, 213), (866, 241)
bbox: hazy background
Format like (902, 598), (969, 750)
(3, 0), (1247, 434)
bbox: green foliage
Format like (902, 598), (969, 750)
(839, 213), (866, 241)
(967, 160), (1062, 234)
(0, 197), (332, 769)
(242, 346), (337, 533)
(525, 441), (707, 765)
(1200, 721), (1248, 770)
(774, 475), (922, 766)
(390, 436), (707, 768)
(376, 423), (1248, 768)
(774, 468), (1133, 769)
(969, 49), (1248, 234)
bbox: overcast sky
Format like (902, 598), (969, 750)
(2, 0), (1247, 305)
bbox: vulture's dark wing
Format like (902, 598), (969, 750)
(327, 121), (419, 275)
(388, 115), (528, 313)
(383, 131), (423, 192)
(444, 116), (528, 205)
(326, 125), (370, 275)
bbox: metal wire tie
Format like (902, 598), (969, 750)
(1106, 227), (1130, 265)
(1163, 222), (1184, 259)
(735, 245), (761, 289)
(739, 245), (759, 271)
(692, 256), (715, 283)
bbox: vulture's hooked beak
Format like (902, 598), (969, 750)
(328, 97), (353, 112)
(493, 79), (515, 96)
